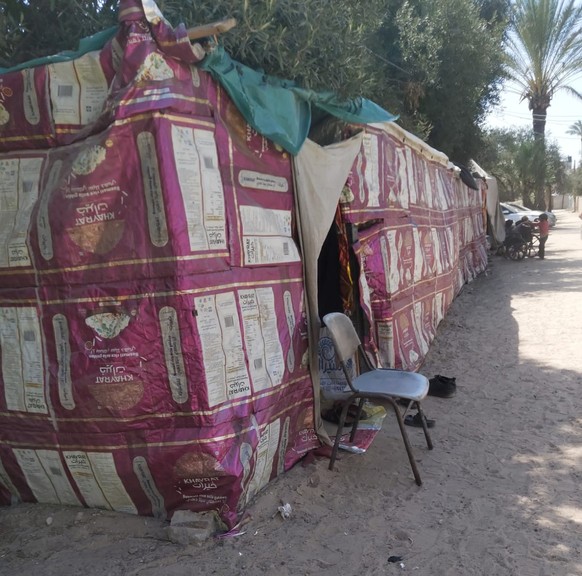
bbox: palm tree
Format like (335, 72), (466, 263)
(505, 0), (582, 208)
(566, 119), (582, 163)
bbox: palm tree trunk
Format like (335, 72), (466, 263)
(532, 106), (547, 138)
(531, 106), (547, 210)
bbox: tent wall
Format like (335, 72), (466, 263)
(311, 124), (487, 399)
(349, 125), (486, 372)
(0, 1), (317, 528)
(0, 0), (488, 528)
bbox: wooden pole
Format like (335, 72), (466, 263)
(187, 18), (237, 41)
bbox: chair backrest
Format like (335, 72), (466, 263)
(322, 313), (361, 363)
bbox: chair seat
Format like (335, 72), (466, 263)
(353, 369), (429, 401)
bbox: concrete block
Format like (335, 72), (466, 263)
(167, 510), (223, 545)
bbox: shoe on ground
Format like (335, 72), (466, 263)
(404, 412), (435, 428)
(428, 375), (457, 398)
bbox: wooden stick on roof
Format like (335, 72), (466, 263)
(187, 18), (237, 41)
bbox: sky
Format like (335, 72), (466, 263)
(486, 79), (582, 169)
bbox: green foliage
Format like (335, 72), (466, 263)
(0, 0), (509, 168)
(545, 140), (566, 197)
(157, 0), (387, 98)
(506, 0), (582, 130)
(0, 1), (25, 64)
(565, 167), (582, 196)
(566, 120), (582, 138)
(373, 0), (509, 164)
(504, 0), (582, 207)
(0, 0), (118, 68)
(481, 127), (565, 207)
(481, 127), (535, 202)
(566, 120), (582, 162)
(1, 0), (388, 98)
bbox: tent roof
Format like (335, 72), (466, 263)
(1, 26), (398, 156)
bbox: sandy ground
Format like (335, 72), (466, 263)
(1, 210), (582, 576)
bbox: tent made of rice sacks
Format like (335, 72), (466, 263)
(0, 0), (487, 528)
(297, 125), (487, 401)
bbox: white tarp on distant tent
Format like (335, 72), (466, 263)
(470, 160), (506, 244)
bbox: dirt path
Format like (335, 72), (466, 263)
(1, 210), (581, 576)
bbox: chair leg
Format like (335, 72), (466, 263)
(349, 398), (365, 443)
(328, 400), (352, 471)
(415, 402), (434, 450)
(387, 398), (422, 486)
(402, 400), (413, 416)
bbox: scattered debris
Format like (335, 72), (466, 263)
(277, 503), (292, 520)
(214, 515), (251, 539)
(74, 512), (84, 524)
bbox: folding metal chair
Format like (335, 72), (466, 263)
(323, 312), (433, 485)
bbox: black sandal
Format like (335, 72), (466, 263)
(322, 402), (371, 426)
(404, 412), (435, 428)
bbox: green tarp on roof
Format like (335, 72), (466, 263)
(200, 46), (398, 154)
